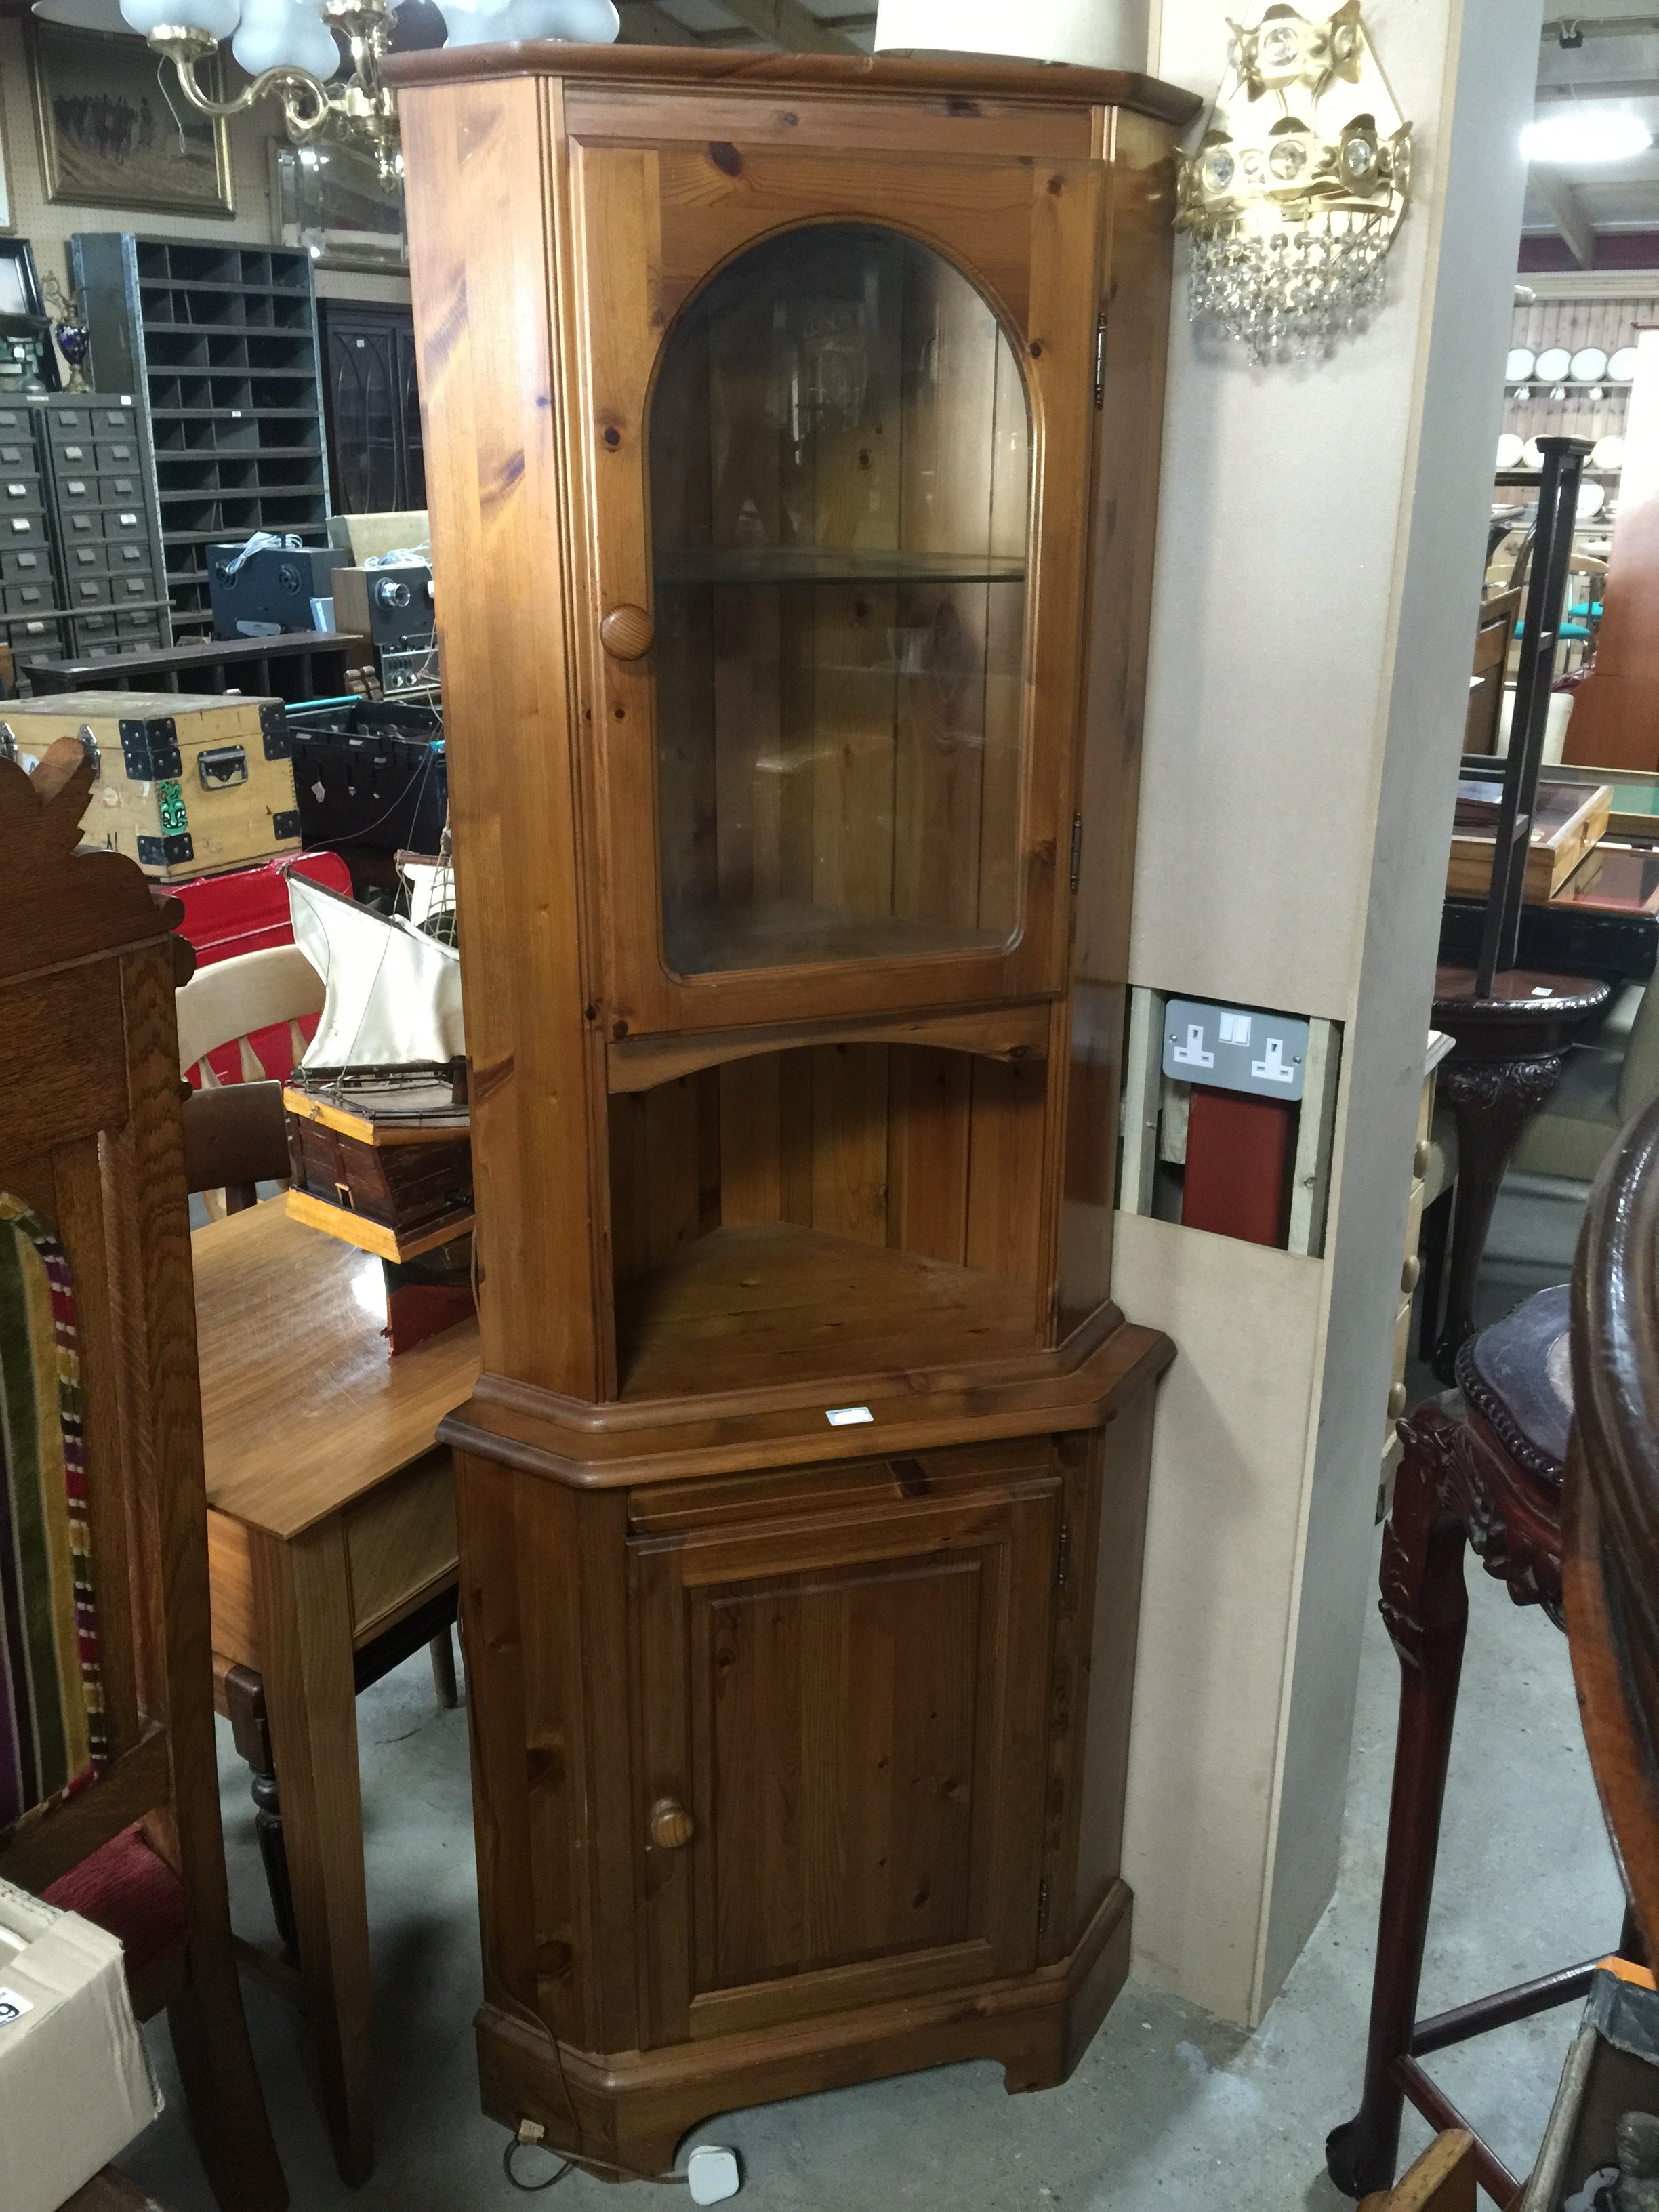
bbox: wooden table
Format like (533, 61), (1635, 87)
(194, 1200), (479, 2185)
(19, 628), (367, 704)
(1427, 966), (1610, 1382)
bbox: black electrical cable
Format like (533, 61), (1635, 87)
(501, 2130), (692, 2192)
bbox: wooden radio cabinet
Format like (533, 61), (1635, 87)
(390, 43), (1197, 2176)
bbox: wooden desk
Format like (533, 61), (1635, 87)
(195, 1200), (479, 2184)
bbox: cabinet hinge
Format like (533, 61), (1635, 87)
(1094, 309), (1107, 407)
(1057, 1519), (1071, 1591)
(1069, 813), (1083, 895)
(1037, 1877), (1052, 1937)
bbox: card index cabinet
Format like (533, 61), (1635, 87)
(390, 44), (1199, 2178)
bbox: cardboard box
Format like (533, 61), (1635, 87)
(1, 690), (301, 881)
(0, 1876), (160, 2212)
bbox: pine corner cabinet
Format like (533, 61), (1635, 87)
(387, 43), (1197, 2174)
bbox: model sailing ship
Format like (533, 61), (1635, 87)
(281, 869), (474, 1265)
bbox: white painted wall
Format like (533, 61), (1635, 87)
(1118, 0), (1544, 2025)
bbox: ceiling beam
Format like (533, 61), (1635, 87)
(1536, 74), (1659, 97)
(1538, 168), (1601, 266)
(616, 3), (708, 41)
(708, 0), (864, 52)
(1542, 14), (1659, 39)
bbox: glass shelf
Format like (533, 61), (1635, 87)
(655, 548), (1027, 588)
(665, 897), (1006, 977)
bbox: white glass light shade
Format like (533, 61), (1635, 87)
(873, 0), (1147, 68)
(231, 0), (339, 77)
(31, 0), (141, 33)
(434, 0), (617, 43)
(1521, 110), (1652, 164)
(119, 0), (241, 34)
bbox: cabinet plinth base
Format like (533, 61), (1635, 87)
(476, 1878), (1134, 2179)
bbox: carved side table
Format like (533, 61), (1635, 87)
(1429, 968), (1611, 1385)
(1327, 1284), (1635, 2207)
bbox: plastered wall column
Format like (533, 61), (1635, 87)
(1116, 0), (1544, 2025)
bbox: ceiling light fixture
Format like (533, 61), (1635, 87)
(1521, 109), (1653, 164)
(30, 0), (619, 182)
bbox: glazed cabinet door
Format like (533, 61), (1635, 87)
(627, 1446), (1060, 2045)
(564, 119), (1105, 1038)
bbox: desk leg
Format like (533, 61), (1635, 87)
(251, 1519), (375, 2186)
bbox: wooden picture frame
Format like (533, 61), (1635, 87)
(27, 20), (234, 218)
(0, 76), (14, 233)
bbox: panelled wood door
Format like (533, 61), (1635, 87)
(566, 129), (1105, 1038)
(627, 1444), (1060, 2046)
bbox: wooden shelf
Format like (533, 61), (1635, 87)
(615, 1222), (1038, 1400)
(655, 546), (1026, 587)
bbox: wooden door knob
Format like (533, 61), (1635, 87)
(1412, 1139), (1431, 1178)
(1387, 1381), (1408, 1420)
(649, 1796), (695, 1850)
(600, 604), (654, 659)
(1401, 1254), (1422, 1294)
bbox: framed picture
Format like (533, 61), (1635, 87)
(27, 20), (234, 218)
(272, 143), (406, 272)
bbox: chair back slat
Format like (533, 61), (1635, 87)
(176, 943), (324, 1087)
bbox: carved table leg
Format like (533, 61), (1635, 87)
(1430, 1052), (1565, 1385)
(1328, 1412), (1471, 2199)
(1428, 968), (1610, 1387)
(224, 1661), (300, 1960)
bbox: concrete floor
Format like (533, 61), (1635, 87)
(118, 1175), (1622, 2212)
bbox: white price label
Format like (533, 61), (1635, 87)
(0, 1987), (34, 2025)
(825, 1406), (873, 1427)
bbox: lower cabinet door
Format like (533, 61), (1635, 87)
(628, 1451), (1061, 2046)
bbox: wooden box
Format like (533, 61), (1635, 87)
(283, 1076), (472, 1263)
(1, 689), (300, 880)
(1447, 778), (1612, 903)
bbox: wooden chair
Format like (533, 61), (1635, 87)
(175, 941), (325, 1090)
(176, 943), (325, 1219)
(181, 1080), (289, 1216)
(1566, 1088), (1659, 1952)
(1361, 2131), (1477, 2212)
(0, 738), (286, 2211)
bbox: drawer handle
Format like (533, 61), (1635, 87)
(649, 1797), (695, 1851)
(1387, 1381), (1408, 1421)
(1401, 1254), (1421, 1294)
(600, 603), (653, 659)
(1412, 1139), (1431, 1178)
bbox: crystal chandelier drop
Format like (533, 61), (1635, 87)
(37, 0), (619, 181)
(1176, 1), (1411, 364)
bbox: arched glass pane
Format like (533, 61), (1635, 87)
(650, 223), (1031, 976)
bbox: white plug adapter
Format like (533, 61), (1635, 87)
(687, 2144), (741, 2203)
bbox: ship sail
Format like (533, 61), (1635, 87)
(289, 873), (464, 1071)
